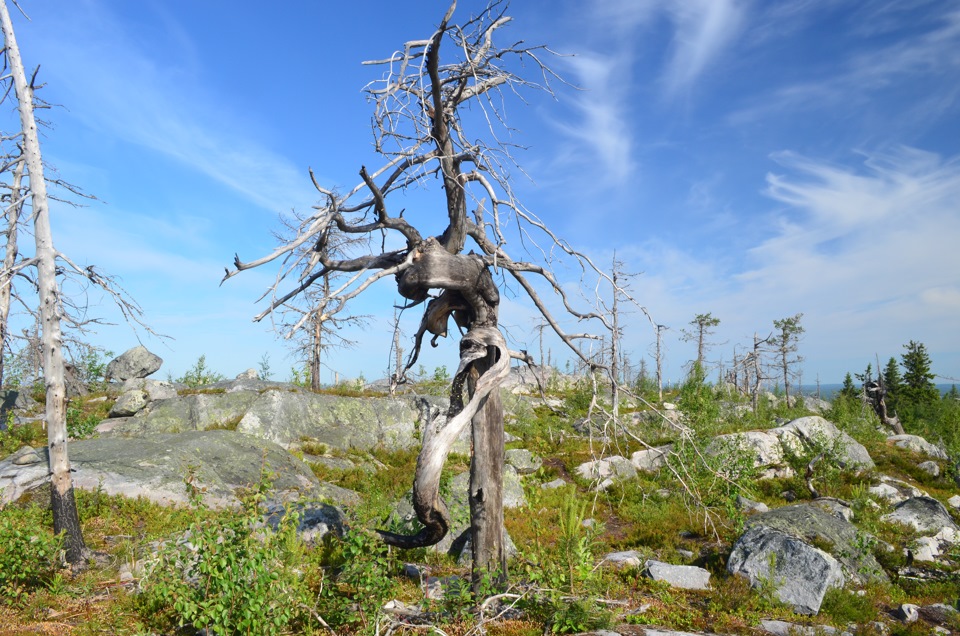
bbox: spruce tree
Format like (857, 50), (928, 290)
(882, 356), (903, 412)
(839, 372), (857, 399)
(900, 340), (939, 408)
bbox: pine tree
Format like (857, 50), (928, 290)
(881, 356), (903, 413)
(839, 372), (857, 399)
(900, 340), (939, 408)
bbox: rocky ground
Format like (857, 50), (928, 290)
(1, 346), (959, 634)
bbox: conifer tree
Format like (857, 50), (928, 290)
(839, 372), (857, 399)
(881, 356), (903, 412)
(900, 340), (939, 408)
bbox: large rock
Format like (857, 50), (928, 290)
(99, 390), (260, 435)
(0, 430), (355, 508)
(121, 378), (178, 401)
(109, 389), (150, 417)
(98, 387), (443, 452)
(771, 416), (874, 470)
(728, 502), (887, 615)
(505, 448), (542, 474)
(707, 431), (789, 478)
(631, 444), (672, 472)
(105, 345), (163, 381)
(886, 434), (948, 460)
(728, 524), (844, 615)
(575, 455), (637, 482)
(868, 475), (927, 505)
(881, 496), (959, 534)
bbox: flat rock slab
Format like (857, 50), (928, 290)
(0, 430), (355, 508)
(760, 619), (852, 635)
(645, 559), (711, 590)
(99, 389), (450, 452)
(602, 550), (644, 569)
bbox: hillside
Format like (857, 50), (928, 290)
(1, 363), (959, 635)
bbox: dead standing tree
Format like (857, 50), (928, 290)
(224, 1), (627, 589)
(1, 0), (157, 563)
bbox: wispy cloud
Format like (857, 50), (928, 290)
(660, 0), (748, 99)
(28, 0), (316, 214)
(556, 53), (636, 184)
(735, 147), (960, 350)
(728, 5), (960, 129)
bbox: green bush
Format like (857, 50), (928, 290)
(137, 483), (310, 635)
(173, 354), (225, 388)
(0, 417), (46, 457)
(0, 507), (64, 604)
(317, 527), (399, 632)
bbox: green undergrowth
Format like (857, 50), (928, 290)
(2, 376), (960, 634)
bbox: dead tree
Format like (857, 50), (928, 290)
(271, 210), (370, 390)
(0, 149), (24, 387)
(653, 324), (668, 401)
(0, 0), (157, 563)
(0, 0), (87, 561)
(224, 1), (639, 589)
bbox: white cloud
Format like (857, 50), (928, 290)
(556, 53), (636, 184)
(29, 0), (316, 215)
(728, 6), (960, 127)
(661, 0), (748, 98)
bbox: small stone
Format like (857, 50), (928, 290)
(602, 550), (643, 569)
(594, 477), (615, 491)
(918, 461), (940, 477)
(895, 603), (919, 623)
(736, 494), (769, 514)
(541, 478), (566, 490)
(645, 559), (711, 590)
(11, 446), (42, 465)
(781, 490), (796, 502)
(949, 495), (960, 510)
(505, 448), (542, 474)
(403, 563), (425, 581)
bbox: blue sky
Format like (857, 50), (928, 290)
(5, 0), (959, 386)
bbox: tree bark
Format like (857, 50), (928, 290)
(0, 0), (86, 562)
(0, 156), (24, 388)
(468, 345), (506, 592)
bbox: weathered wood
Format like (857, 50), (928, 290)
(377, 326), (509, 550)
(0, 0), (86, 562)
(469, 344), (507, 591)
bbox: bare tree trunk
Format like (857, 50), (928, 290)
(468, 345), (506, 592)
(0, 155), (24, 388)
(0, 0), (86, 563)
(751, 334), (764, 414)
(310, 313), (322, 391)
(390, 312), (402, 396)
(655, 324), (666, 402)
(610, 257), (620, 419)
